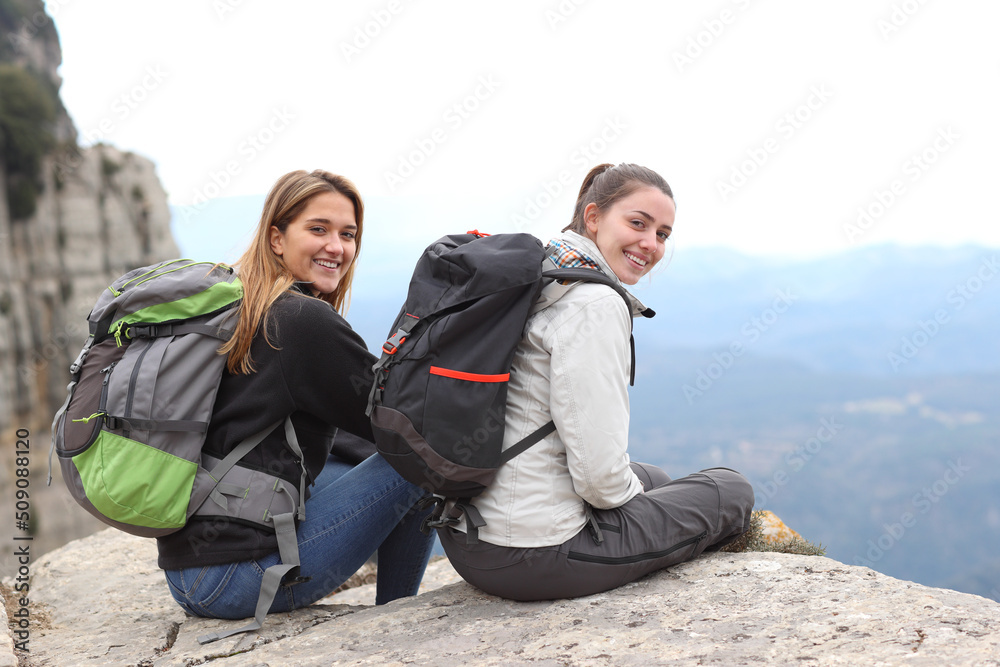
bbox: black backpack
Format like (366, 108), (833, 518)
(366, 231), (652, 541)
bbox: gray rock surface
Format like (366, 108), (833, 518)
(6, 528), (1000, 666)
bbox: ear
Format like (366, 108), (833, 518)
(268, 226), (284, 256)
(584, 202), (601, 236)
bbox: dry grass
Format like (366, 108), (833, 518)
(720, 510), (826, 556)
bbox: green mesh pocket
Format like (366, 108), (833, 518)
(73, 431), (197, 530)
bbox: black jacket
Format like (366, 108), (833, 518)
(156, 289), (377, 569)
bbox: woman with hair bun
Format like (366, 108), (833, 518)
(159, 169), (434, 625)
(439, 163), (754, 600)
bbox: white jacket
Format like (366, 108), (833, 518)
(466, 231), (653, 548)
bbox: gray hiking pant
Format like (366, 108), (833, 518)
(439, 466), (754, 601)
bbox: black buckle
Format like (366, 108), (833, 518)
(418, 497), (450, 534)
(423, 514), (460, 532)
(126, 324), (156, 339)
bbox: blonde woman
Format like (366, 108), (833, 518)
(160, 170), (433, 619)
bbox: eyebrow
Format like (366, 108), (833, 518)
(630, 209), (673, 231)
(306, 217), (357, 230)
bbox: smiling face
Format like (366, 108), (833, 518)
(268, 191), (358, 296)
(583, 185), (675, 285)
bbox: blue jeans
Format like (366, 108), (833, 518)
(164, 453), (435, 619)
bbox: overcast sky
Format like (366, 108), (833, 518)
(45, 0), (1000, 258)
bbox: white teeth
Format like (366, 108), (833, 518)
(315, 259), (340, 269)
(624, 252), (647, 267)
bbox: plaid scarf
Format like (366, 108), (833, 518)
(546, 239), (603, 271)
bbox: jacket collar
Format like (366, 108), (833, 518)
(290, 281), (317, 296)
(552, 231), (655, 319)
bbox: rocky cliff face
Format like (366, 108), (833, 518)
(1, 0), (178, 436)
(0, 144), (177, 431)
(5, 529), (1000, 666)
(0, 0), (178, 574)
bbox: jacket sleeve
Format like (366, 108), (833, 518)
(544, 286), (642, 509)
(275, 296), (378, 445)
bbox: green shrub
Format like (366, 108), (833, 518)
(100, 154), (121, 180)
(4, 173), (36, 218)
(0, 63), (56, 220)
(721, 510), (827, 556)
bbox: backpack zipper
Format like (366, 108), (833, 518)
(111, 320), (127, 347)
(128, 261), (221, 289)
(107, 260), (188, 297)
(63, 362), (118, 457)
(107, 259), (229, 296)
(98, 362), (116, 422)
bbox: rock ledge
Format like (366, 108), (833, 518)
(6, 529), (1000, 666)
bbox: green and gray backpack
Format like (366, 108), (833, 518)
(50, 259), (309, 644)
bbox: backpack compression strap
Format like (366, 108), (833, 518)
(124, 322), (234, 342)
(197, 417), (309, 645)
(367, 314), (421, 416)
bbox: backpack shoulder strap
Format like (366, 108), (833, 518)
(540, 267), (643, 385)
(499, 420), (556, 464)
(541, 267), (631, 311)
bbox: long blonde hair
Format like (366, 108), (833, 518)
(220, 169), (365, 374)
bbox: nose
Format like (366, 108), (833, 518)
(638, 228), (657, 251)
(324, 234), (343, 256)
